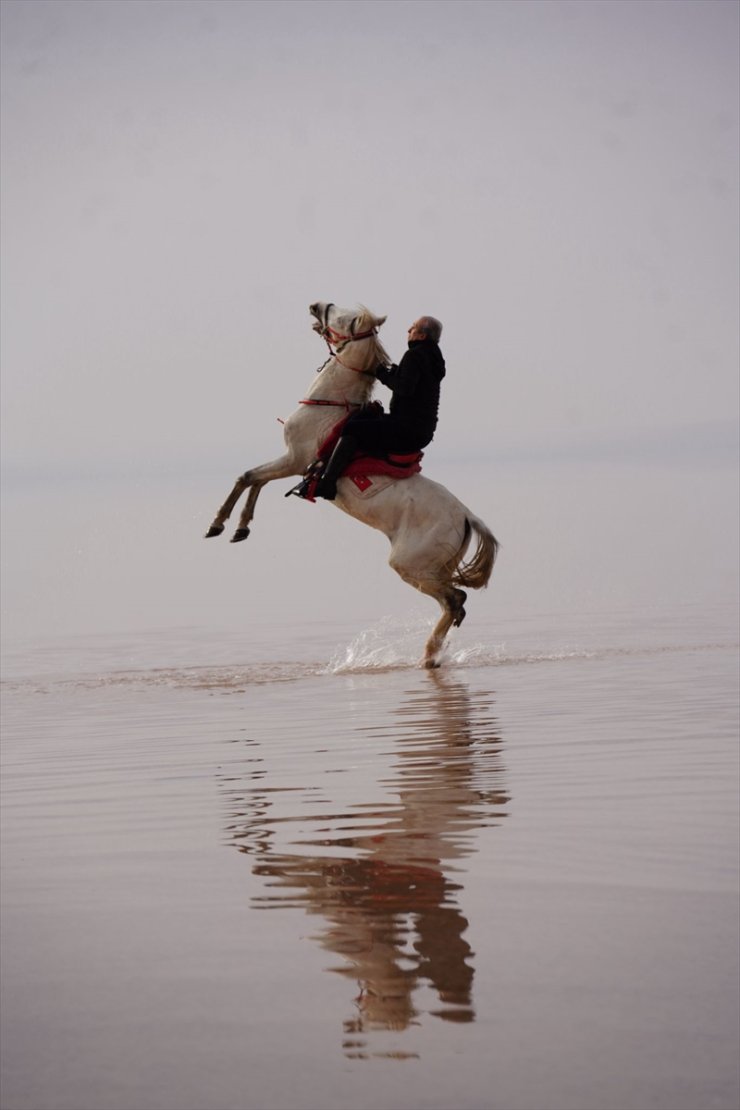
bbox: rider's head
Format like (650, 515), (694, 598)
(408, 316), (443, 343)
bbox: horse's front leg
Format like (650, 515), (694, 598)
(204, 453), (299, 541)
(230, 480), (265, 543)
(205, 472), (252, 538)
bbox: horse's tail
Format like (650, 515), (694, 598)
(451, 515), (499, 590)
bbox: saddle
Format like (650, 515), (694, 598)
(286, 418), (423, 502)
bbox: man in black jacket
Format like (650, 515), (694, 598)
(314, 316), (446, 500)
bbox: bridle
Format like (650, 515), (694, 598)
(315, 303), (377, 363)
(302, 306), (378, 410)
(325, 333), (377, 375)
(323, 325), (378, 351)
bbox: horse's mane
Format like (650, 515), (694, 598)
(356, 304), (392, 367)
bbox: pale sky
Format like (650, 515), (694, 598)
(1, 0), (738, 647)
(2, 0), (738, 478)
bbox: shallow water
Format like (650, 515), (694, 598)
(2, 604), (738, 1110)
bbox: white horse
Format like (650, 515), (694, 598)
(205, 302), (498, 667)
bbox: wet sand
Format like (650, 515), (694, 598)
(1, 607), (738, 1110)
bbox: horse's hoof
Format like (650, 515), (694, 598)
(424, 657), (442, 670)
(204, 525), (225, 538)
(230, 528), (250, 543)
(453, 606), (467, 628)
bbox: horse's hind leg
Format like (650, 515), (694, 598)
(389, 556), (462, 668)
(451, 587), (467, 627)
(421, 586), (467, 668)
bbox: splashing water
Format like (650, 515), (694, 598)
(322, 611), (731, 677)
(325, 614), (494, 674)
(326, 615), (430, 672)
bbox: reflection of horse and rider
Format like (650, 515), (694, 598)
(221, 674), (508, 1052)
(205, 302), (498, 668)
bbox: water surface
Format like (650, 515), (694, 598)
(2, 605), (738, 1110)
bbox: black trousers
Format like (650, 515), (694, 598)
(345, 412), (431, 457)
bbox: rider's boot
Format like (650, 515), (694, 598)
(314, 435), (358, 500)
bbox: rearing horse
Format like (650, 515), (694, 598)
(205, 302), (498, 667)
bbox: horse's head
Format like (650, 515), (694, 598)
(309, 302), (387, 346)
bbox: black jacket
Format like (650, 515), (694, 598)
(375, 338), (446, 441)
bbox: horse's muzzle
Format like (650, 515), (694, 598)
(309, 302), (333, 332)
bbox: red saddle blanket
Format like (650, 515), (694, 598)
(344, 451), (423, 492)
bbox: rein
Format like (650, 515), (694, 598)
(334, 350), (374, 373)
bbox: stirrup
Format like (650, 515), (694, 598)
(285, 460), (324, 501)
(285, 476), (314, 500)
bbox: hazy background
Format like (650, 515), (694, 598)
(1, 0), (738, 650)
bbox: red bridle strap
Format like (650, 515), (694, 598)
(325, 326), (376, 344)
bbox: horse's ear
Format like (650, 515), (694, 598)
(374, 315), (387, 328)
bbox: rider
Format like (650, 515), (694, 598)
(313, 315), (446, 500)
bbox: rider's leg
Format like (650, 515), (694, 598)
(314, 415), (422, 501)
(314, 434), (359, 500)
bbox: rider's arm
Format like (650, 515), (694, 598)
(375, 353), (421, 397)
